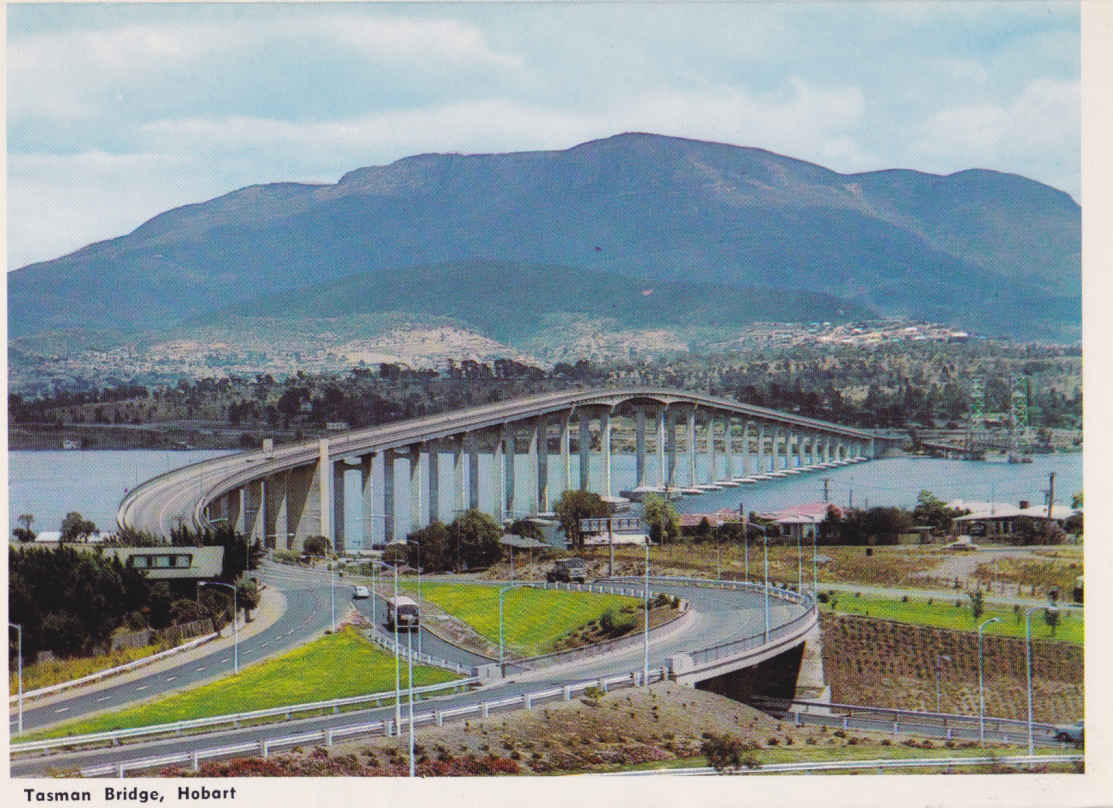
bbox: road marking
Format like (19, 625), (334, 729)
(166, 676), (177, 682)
(195, 666), (206, 672)
(96, 696), (111, 702)
(135, 685), (149, 691)
(259, 642), (268, 648)
(220, 658), (230, 663)
(54, 707), (70, 714)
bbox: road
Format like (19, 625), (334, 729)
(11, 561), (338, 735)
(11, 580), (802, 776)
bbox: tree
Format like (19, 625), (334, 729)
(237, 580), (261, 622)
(969, 589), (984, 622)
(643, 495), (681, 544)
(1044, 607), (1060, 637)
(508, 519), (544, 541)
(13, 513), (36, 543)
(450, 509), (502, 569)
(405, 521), (451, 573)
(60, 511), (99, 543)
(553, 490), (609, 549)
(913, 490), (964, 534)
(1071, 492), (1083, 510)
(303, 535), (331, 557)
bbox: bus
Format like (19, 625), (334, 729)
(386, 595), (420, 631)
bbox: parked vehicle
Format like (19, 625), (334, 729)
(386, 595), (420, 631)
(1053, 720), (1084, 745)
(352, 585), (370, 599)
(547, 557), (588, 583)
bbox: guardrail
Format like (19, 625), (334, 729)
(368, 631), (472, 675)
(8, 631), (219, 705)
(752, 695), (1061, 737)
(601, 754), (1084, 776)
(11, 677), (478, 755)
(75, 666), (669, 777)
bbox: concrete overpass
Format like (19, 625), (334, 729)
(118, 388), (878, 551)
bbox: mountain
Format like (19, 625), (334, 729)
(7, 133), (1080, 341)
(193, 260), (877, 345)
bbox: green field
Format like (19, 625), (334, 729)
(10, 643), (166, 696)
(825, 593), (1083, 644)
(27, 627), (458, 740)
(403, 581), (639, 657)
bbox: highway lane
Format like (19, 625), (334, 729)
(11, 562), (336, 734)
(11, 582), (804, 776)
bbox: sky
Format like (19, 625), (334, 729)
(5, 1), (1081, 270)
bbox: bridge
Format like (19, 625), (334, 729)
(118, 388), (879, 552)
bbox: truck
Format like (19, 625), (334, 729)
(547, 557), (588, 584)
(385, 595), (420, 631)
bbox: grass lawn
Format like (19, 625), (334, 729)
(401, 581), (639, 657)
(824, 593), (1083, 644)
(27, 627), (458, 740)
(11, 643), (166, 696)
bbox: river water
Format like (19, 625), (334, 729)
(7, 448), (1081, 548)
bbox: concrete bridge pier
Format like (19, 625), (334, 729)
(667, 410), (678, 487)
(708, 416), (718, 482)
(655, 407), (667, 489)
(757, 423), (766, 473)
(796, 431), (804, 469)
(535, 417), (548, 513)
(559, 415), (571, 494)
(741, 421), (751, 477)
(578, 415), (591, 492)
(467, 434), (481, 510)
(382, 451), (395, 543)
(427, 442), (440, 524)
(332, 460), (346, 554)
(600, 408), (613, 498)
(492, 427), (506, 524)
(453, 438), (467, 517)
(635, 407), (647, 488)
(725, 416), (736, 480)
(686, 408), (697, 486)
(360, 454), (375, 548)
(408, 445), (423, 537)
(503, 428), (516, 520)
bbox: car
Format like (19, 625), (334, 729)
(1053, 720), (1084, 745)
(943, 539), (978, 551)
(352, 585), (370, 599)
(547, 557), (588, 583)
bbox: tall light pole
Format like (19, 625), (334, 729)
(812, 527), (818, 595)
(749, 523), (770, 641)
(643, 537), (650, 687)
(373, 559), (403, 736)
(935, 654), (951, 713)
(406, 539), (423, 653)
(498, 584), (520, 676)
(199, 581), (238, 674)
(406, 619), (416, 778)
(311, 554), (336, 633)
(1025, 605), (1042, 755)
(796, 529), (803, 591)
(1025, 601), (1079, 755)
(978, 617), (1001, 745)
(8, 622), (22, 736)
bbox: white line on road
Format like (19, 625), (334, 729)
(195, 667), (206, 672)
(220, 658), (229, 663)
(135, 685), (149, 691)
(96, 696), (111, 702)
(166, 676), (177, 682)
(54, 707), (70, 714)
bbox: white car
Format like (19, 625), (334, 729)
(352, 585), (370, 599)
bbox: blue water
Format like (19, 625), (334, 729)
(8, 448), (1081, 549)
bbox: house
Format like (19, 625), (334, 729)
(756, 502), (841, 541)
(949, 499), (1079, 538)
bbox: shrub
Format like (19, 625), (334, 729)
(817, 592), (830, 603)
(700, 733), (758, 771)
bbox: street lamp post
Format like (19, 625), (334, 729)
(199, 581), (238, 674)
(1025, 601), (1080, 755)
(372, 559), (403, 736)
(312, 555), (336, 633)
(643, 537), (650, 687)
(498, 584), (520, 676)
(406, 620), (416, 778)
(406, 539), (423, 653)
(978, 617), (1001, 744)
(811, 528), (818, 596)
(935, 654), (951, 713)
(8, 622), (22, 735)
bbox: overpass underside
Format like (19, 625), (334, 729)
(199, 396), (875, 553)
(694, 643), (806, 704)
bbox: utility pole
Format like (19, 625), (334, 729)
(821, 478), (831, 503)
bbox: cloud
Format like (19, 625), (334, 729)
(909, 77), (1079, 193)
(7, 14), (521, 122)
